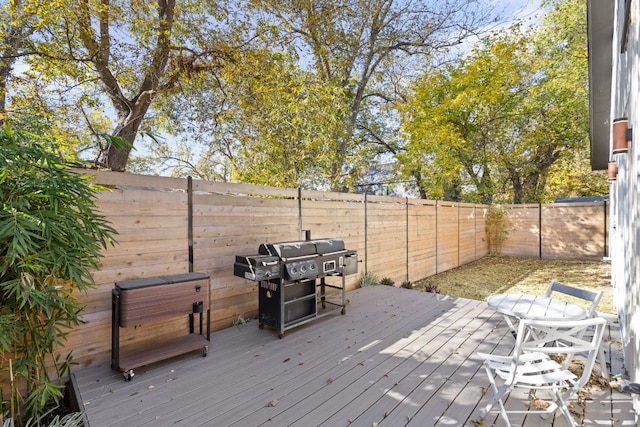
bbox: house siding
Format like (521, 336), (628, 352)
(609, 0), (640, 416)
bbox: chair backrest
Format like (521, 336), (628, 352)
(545, 279), (603, 317)
(514, 317), (607, 388)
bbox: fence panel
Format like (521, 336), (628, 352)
(436, 202), (460, 273)
(459, 204), (480, 265)
(365, 195), (408, 285)
(502, 204), (540, 257)
(476, 205), (490, 259)
(407, 200), (438, 283)
(192, 181), (299, 330)
(502, 202), (609, 260)
(300, 190), (365, 290)
(541, 202), (607, 259)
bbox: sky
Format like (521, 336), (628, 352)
(503, 0), (544, 23)
(490, 0), (544, 34)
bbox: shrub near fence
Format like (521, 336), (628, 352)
(61, 170), (607, 369)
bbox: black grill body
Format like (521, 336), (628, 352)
(234, 238), (358, 338)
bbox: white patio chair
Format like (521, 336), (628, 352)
(477, 316), (607, 427)
(545, 279), (603, 317)
(545, 279), (608, 379)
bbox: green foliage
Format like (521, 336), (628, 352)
(232, 314), (252, 327)
(2, 410), (84, 427)
(379, 277), (395, 287)
(3, 0), (606, 203)
(397, 0), (606, 203)
(220, 52), (351, 189)
(359, 272), (378, 288)
(424, 283), (440, 294)
(248, 0), (498, 191)
(485, 206), (509, 256)
(0, 122), (116, 422)
(398, 29), (530, 202)
(4, 0), (499, 189)
(5, 0), (245, 172)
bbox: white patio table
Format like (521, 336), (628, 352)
(487, 293), (587, 336)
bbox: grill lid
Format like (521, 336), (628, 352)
(259, 241), (317, 259)
(258, 239), (346, 259)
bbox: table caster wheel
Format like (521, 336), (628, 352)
(123, 370), (134, 381)
(278, 332), (285, 339)
(259, 322), (264, 329)
(202, 346), (208, 357)
(341, 307), (346, 315)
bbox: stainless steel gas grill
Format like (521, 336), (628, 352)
(234, 238), (357, 338)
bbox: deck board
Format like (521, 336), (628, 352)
(72, 286), (637, 427)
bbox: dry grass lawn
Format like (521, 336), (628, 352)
(412, 256), (615, 314)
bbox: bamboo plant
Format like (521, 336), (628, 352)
(0, 123), (116, 423)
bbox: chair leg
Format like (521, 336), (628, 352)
(555, 388), (578, 427)
(496, 396), (511, 427)
(478, 394), (512, 427)
(598, 346), (609, 379)
(478, 368), (512, 427)
(502, 314), (518, 338)
(557, 400), (578, 427)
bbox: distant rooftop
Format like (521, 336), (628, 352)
(554, 196), (609, 203)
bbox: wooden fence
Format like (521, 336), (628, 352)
(62, 171), (607, 369)
(501, 202), (609, 259)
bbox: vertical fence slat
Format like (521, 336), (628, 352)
(188, 176), (193, 272)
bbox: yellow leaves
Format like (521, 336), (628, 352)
(526, 398), (551, 410)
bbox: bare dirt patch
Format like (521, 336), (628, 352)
(412, 255), (615, 314)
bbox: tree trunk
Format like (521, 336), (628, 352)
(103, 99), (152, 171)
(0, 61), (10, 124)
(104, 126), (136, 172)
(1, 0), (32, 125)
(412, 170), (427, 199)
(77, 0), (176, 172)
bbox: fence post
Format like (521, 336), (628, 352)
(364, 193), (368, 276)
(604, 200), (608, 258)
(539, 203), (542, 259)
(406, 197), (409, 284)
(457, 203), (460, 268)
(188, 176), (193, 272)
(297, 187), (303, 239)
(435, 201), (439, 274)
(474, 205), (477, 260)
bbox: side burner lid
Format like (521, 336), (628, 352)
(314, 239), (345, 255)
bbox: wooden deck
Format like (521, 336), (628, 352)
(71, 286), (637, 427)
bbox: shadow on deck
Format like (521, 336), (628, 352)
(71, 286), (637, 427)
